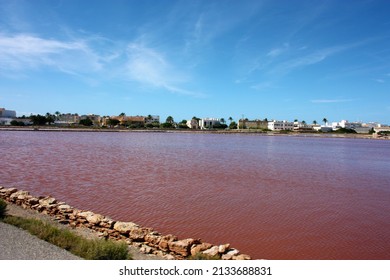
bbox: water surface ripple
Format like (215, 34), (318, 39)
(1, 131), (389, 259)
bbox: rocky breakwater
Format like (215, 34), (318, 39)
(0, 186), (251, 260)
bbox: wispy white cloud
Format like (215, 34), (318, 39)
(374, 78), (385, 83)
(267, 43), (290, 58)
(126, 43), (205, 98)
(0, 33), (105, 75)
(251, 81), (275, 91)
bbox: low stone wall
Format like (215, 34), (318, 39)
(0, 186), (251, 260)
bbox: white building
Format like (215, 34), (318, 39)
(0, 108), (16, 125)
(186, 118), (200, 129)
(145, 115), (160, 124)
(199, 118), (221, 129)
(268, 120), (294, 131)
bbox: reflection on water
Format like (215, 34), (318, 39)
(1, 131), (390, 259)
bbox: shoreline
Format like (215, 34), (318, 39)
(0, 186), (251, 260)
(1, 126), (387, 140)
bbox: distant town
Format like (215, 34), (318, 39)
(1, 107), (389, 136)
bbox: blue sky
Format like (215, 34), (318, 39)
(0, 0), (389, 124)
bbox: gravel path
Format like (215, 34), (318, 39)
(0, 221), (81, 260)
(1, 203), (164, 260)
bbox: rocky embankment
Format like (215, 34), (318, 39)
(0, 186), (251, 260)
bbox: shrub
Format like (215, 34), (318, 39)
(0, 199), (7, 219)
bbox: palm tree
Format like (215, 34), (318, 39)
(313, 120), (317, 125)
(220, 118), (226, 124)
(323, 118), (328, 126)
(55, 111), (61, 120)
(119, 112), (126, 117)
(166, 116), (174, 124)
(228, 117), (233, 124)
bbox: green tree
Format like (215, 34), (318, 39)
(30, 114), (47, 125)
(178, 120), (189, 129)
(46, 115), (55, 125)
(229, 121), (237, 129)
(220, 118), (226, 124)
(160, 122), (173, 128)
(119, 112), (126, 117)
(323, 118), (328, 125)
(79, 118), (93, 126)
(313, 120), (317, 125)
(107, 119), (120, 127)
(166, 116), (174, 124)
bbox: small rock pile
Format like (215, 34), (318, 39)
(0, 186), (251, 260)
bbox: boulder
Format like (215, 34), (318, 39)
(10, 190), (30, 201)
(86, 213), (104, 225)
(145, 233), (162, 246)
(202, 246), (220, 257)
(4, 188), (18, 196)
(129, 228), (146, 241)
(190, 242), (213, 256)
(218, 243), (230, 254)
(39, 197), (57, 206)
(165, 254), (176, 260)
(113, 222), (139, 235)
(169, 238), (195, 257)
(58, 204), (72, 212)
(77, 211), (94, 219)
(140, 245), (154, 254)
(27, 197), (39, 205)
(221, 249), (240, 260)
(100, 218), (116, 229)
(233, 254), (251, 260)
(158, 234), (178, 251)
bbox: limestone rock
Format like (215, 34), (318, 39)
(77, 211), (94, 219)
(190, 242), (213, 256)
(129, 228), (146, 241)
(27, 197), (39, 205)
(169, 238), (195, 257)
(218, 243), (230, 254)
(140, 245), (154, 254)
(202, 246), (220, 257)
(86, 213), (104, 225)
(165, 254), (176, 260)
(10, 190), (30, 201)
(158, 234), (178, 251)
(58, 204), (72, 212)
(233, 254), (251, 260)
(4, 188), (18, 196)
(221, 249), (239, 260)
(113, 222), (139, 235)
(39, 197), (57, 206)
(145, 233), (162, 246)
(100, 218), (116, 229)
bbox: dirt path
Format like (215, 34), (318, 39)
(4, 203), (164, 260)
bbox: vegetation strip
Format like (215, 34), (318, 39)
(1, 200), (131, 260)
